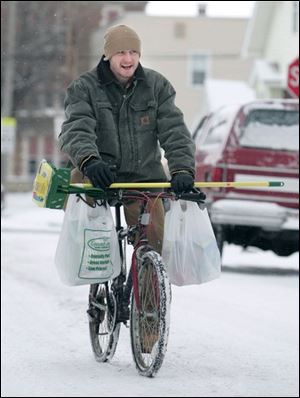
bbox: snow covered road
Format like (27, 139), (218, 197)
(1, 193), (299, 397)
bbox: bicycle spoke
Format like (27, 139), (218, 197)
(88, 282), (121, 362)
(130, 250), (171, 377)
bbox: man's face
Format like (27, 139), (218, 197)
(109, 50), (140, 84)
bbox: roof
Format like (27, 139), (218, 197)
(241, 2), (276, 57)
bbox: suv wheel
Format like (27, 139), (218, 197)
(214, 225), (224, 256)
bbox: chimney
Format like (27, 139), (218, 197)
(198, 3), (207, 16)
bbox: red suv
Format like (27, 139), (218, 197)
(193, 99), (299, 257)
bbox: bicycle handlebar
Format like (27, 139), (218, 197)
(73, 187), (206, 205)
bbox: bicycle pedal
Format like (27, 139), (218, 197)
(87, 308), (104, 324)
(117, 305), (130, 323)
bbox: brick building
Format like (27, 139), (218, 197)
(1, 1), (148, 190)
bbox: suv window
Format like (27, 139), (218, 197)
(204, 120), (227, 146)
(201, 106), (239, 147)
(239, 109), (299, 151)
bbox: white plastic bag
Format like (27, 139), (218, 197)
(162, 200), (221, 286)
(55, 195), (121, 286)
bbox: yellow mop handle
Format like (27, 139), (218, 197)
(70, 181), (284, 189)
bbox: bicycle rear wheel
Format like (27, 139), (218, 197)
(88, 282), (120, 362)
(130, 249), (171, 377)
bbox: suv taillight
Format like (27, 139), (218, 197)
(212, 166), (224, 182)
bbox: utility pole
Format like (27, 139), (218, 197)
(2, 1), (16, 116)
(1, 1), (17, 189)
(65, 2), (78, 85)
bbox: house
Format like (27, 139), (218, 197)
(242, 1), (299, 98)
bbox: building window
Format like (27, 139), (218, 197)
(174, 22), (186, 39)
(28, 159), (37, 175)
(189, 54), (208, 86)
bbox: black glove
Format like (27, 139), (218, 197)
(171, 172), (194, 194)
(82, 158), (117, 190)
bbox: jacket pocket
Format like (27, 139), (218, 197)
(130, 100), (157, 132)
(96, 101), (116, 131)
(95, 102), (120, 164)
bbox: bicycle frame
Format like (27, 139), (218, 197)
(90, 188), (204, 324)
(86, 188), (205, 374)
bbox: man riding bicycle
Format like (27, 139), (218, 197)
(58, 24), (195, 253)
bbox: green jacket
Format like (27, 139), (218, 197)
(59, 57), (195, 182)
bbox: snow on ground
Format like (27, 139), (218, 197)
(1, 193), (299, 397)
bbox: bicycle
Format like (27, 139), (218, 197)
(32, 160), (283, 378)
(82, 187), (206, 377)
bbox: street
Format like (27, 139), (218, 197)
(1, 193), (299, 397)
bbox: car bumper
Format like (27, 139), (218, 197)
(210, 199), (299, 231)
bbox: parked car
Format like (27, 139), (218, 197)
(193, 99), (299, 257)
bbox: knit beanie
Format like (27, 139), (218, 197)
(103, 25), (141, 60)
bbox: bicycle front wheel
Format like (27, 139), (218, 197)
(130, 249), (171, 377)
(88, 282), (120, 362)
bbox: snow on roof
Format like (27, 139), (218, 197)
(242, 99), (299, 114)
(249, 59), (284, 85)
